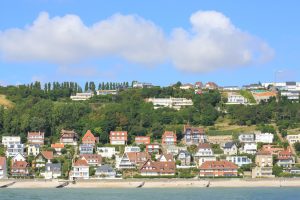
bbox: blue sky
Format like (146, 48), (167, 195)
(0, 0), (300, 87)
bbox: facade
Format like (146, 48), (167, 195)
(204, 82), (218, 90)
(252, 91), (277, 103)
(43, 163), (61, 179)
(6, 143), (25, 157)
(226, 156), (252, 167)
(82, 130), (96, 146)
(140, 159), (176, 176)
(198, 155), (217, 166)
(177, 150), (191, 166)
(146, 97), (193, 110)
(227, 92), (248, 104)
(252, 151), (274, 178)
(255, 132), (274, 143)
(12, 153), (26, 162)
(124, 146), (141, 153)
(35, 151), (53, 168)
(51, 143), (65, 155)
(199, 161), (238, 177)
(132, 81), (153, 88)
(222, 142), (238, 155)
(95, 164), (116, 178)
(165, 145), (187, 155)
(195, 143), (214, 158)
(277, 150), (295, 168)
(117, 152), (150, 169)
(11, 161), (29, 177)
(238, 133), (255, 143)
(70, 91), (94, 101)
(0, 157), (7, 179)
(287, 134), (300, 144)
(262, 144), (284, 155)
(222, 86), (240, 91)
(79, 144), (94, 154)
(180, 83), (194, 90)
(60, 129), (78, 145)
(27, 131), (44, 145)
(162, 131), (177, 145)
(2, 136), (21, 147)
(183, 125), (207, 145)
(70, 158), (89, 180)
(240, 142), (257, 155)
(79, 154), (102, 166)
(281, 91), (300, 100)
(110, 131), (128, 145)
(96, 90), (118, 95)
(27, 144), (40, 156)
(135, 136), (151, 145)
(146, 144), (160, 153)
(97, 147), (116, 158)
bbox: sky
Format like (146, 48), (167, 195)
(0, 0), (300, 87)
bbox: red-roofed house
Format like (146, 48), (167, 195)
(51, 143), (65, 155)
(35, 151), (53, 168)
(162, 131), (177, 145)
(146, 144), (160, 153)
(70, 158), (89, 180)
(27, 131), (45, 145)
(117, 152), (150, 169)
(140, 159), (176, 176)
(0, 157), (7, 179)
(110, 131), (128, 145)
(135, 136), (151, 145)
(277, 149), (295, 168)
(82, 130), (97, 146)
(80, 154), (102, 166)
(199, 161), (238, 177)
(11, 161), (29, 177)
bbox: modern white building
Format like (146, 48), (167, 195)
(146, 97), (193, 110)
(222, 86), (240, 91)
(287, 134), (300, 144)
(226, 156), (252, 167)
(239, 133), (255, 143)
(132, 81), (153, 88)
(255, 132), (274, 143)
(70, 91), (94, 101)
(2, 136), (21, 147)
(97, 147), (116, 158)
(70, 158), (89, 180)
(6, 144), (25, 157)
(281, 91), (299, 100)
(240, 142), (257, 155)
(96, 90), (118, 95)
(227, 92), (248, 104)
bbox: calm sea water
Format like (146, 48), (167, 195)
(0, 188), (299, 200)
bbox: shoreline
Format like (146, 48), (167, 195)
(2, 178), (300, 188)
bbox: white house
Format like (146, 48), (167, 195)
(240, 143), (257, 155)
(97, 147), (116, 158)
(12, 153), (26, 162)
(2, 136), (21, 147)
(239, 133), (255, 143)
(226, 156), (252, 167)
(222, 86), (240, 91)
(27, 144), (40, 156)
(145, 97), (193, 110)
(227, 92), (248, 104)
(96, 90), (118, 95)
(281, 91), (300, 100)
(124, 146), (141, 153)
(42, 163), (61, 179)
(79, 144), (94, 154)
(6, 144), (25, 157)
(222, 142), (238, 155)
(70, 158), (89, 180)
(194, 143), (216, 166)
(70, 91), (94, 101)
(255, 132), (274, 143)
(287, 134), (300, 144)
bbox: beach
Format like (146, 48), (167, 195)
(1, 178), (300, 188)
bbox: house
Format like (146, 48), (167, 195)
(262, 144), (284, 155)
(42, 163), (61, 179)
(204, 82), (218, 90)
(226, 156), (252, 167)
(140, 159), (176, 176)
(124, 146), (141, 153)
(240, 142), (257, 155)
(157, 154), (174, 162)
(277, 149), (295, 168)
(6, 143), (25, 157)
(51, 143), (65, 155)
(238, 133), (255, 143)
(281, 91), (300, 100)
(183, 125), (207, 145)
(194, 82), (203, 89)
(79, 144), (94, 154)
(0, 157), (7, 179)
(165, 145), (187, 155)
(97, 147), (116, 158)
(252, 91), (277, 103)
(132, 81), (153, 88)
(11, 161), (29, 177)
(70, 91), (94, 101)
(227, 92), (248, 104)
(222, 142), (238, 155)
(290, 167), (300, 175)
(95, 164), (116, 178)
(96, 90), (118, 95)
(287, 134), (300, 144)
(222, 86), (240, 91)
(146, 144), (160, 153)
(110, 131), (128, 145)
(255, 132), (274, 143)
(60, 129), (78, 146)
(69, 158), (89, 180)
(27, 144), (40, 156)
(82, 130), (97, 146)
(162, 131), (177, 145)
(35, 151), (53, 168)
(79, 154), (102, 166)
(146, 97), (193, 110)
(135, 136), (151, 145)
(177, 150), (191, 166)
(117, 152), (150, 169)
(180, 83), (194, 90)
(199, 161), (238, 177)
(195, 143), (216, 166)
(12, 153), (26, 162)
(27, 131), (44, 145)
(252, 151), (274, 178)
(1, 136), (21, 147)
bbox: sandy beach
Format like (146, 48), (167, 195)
(1, 178), (300, 188)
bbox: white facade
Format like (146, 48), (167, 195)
(70, 165), (89, 180)
(222, 86), (240, 91)
(97, 147), (116, 158)
(132, 81), (153, 88)
(227, 92), (248, 104)
(2, 136), (21, 147)
(198, 156), (216, 166)
(124, 146), (141, 153)
(287, 134), (300, 144)
(70, 92), (94, 101)
(27, 144), (40, 156)
(255, 132), (274, 143)
(6, 144), (25, 157)
(281, 91), (299, 100)
(146, 97), (193, 110)
(239, 134), (255, 143)
(96, 90), (118, 95)
(240, 143), (257, 155)
(226, 156), (252, 167)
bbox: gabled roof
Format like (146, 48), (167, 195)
(60, 129), (78, 137)
(158, 154), (174, 162)
(256, 151), (272, 156)
(41, 151), (53, 160)
(126, 152), (150, 163)
(200, 161), (238, 170)
(163, 131), (176, 138)
(223, 142), (236, 149)
(96, 164), (115, 173)
(183, 125), (205, 135)
(82, 130), (96, 142)
(74, 158), (89, 167)
(80, 154), (102, 163)
(28, 131), (44, 137)
(12, 161), (28, 169)
(197, 143), (211, 149)
(140, 159), (176, 173)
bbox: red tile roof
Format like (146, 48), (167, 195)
(126, 152), (150, 164)
(140, 159), (176, 173)
(51, 143), (64, 148)
(12, 161), (28, 169)
(158, 154), (174, 162)
(200, 161), (238, 170)
(197, 143), (211, 149)
(41, 151), (53, 160)
(28, 131), (44, 137)
(256, 151), (271, 156)
(80, 154), (102, 164)
(74, 158), (89, 167)
(82, 130), (96, 143)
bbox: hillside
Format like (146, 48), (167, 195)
(0, 94), (14, 108)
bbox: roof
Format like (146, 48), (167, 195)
(41, 151), (54, 160)
(253, 91), (277, 97)
(0, 157), (6, 166)
(96, 164), (115, 173)
(60, 129), (78, 138)
(28, 131), (44, 137)
(256, 151), (272, 156)
(80, 154), (102, 163)
(183, 125), (205, 135)
(140, 159), (176, 173)
(82, 130), (96, 142)
(74, 158), (89, 167)
(200, 161), (238, 170)
(12, 161), (28, 169)
(51, 143), (64, 148)
(197, 143), (211, 149)
(45, 163), (61, 171)
(126, 152), (150, 163)
(278, 149), (292, 158)
(158, 154), (174, 162)
(223, 142), (236, 149)
(162, 131), (176, 138)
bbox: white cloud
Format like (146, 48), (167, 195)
(0, 11), (273, 73)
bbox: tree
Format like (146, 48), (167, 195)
(272, 165), (283, 177)
(85, 82), (89, 92)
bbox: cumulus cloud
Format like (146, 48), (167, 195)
(0, 11), (273, 72)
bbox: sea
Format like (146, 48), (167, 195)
(0, 188), (299, 200)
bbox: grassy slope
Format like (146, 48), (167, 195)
(0, 94), (14, 108)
